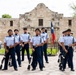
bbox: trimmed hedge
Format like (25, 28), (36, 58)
(0, 48), (58, 56)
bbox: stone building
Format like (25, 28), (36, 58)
(0, 3), (76, 42)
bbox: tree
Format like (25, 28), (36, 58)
(70, 3), (76, 17)
(2, 14), (12, 18)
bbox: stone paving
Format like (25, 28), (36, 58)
(0, 52), (76, 75)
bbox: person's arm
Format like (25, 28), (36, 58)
(14, 36), (22, 46)
(30, 42), (35, 51)
(30, 37), (35, 51)
(43, 36), (48, 44)
(4, 43), (9, 53)
(61, 42), (68, 53)
(4, 37), (9, 53)
(28, 35), (31, 44)
(69, 37), (76, 47)
(41, 42), (44, 46)
(58, 42), (62, 46)
(69, 44), (75, 47)
(35, 43), (42, 47)
(45, 34), (49, 43)
(19, 35), (23, 44)
(9, 44), (15, 48)
(20, 35), (24, 47)
(45, 38), (48, 44)
(14, 38), (19, 46)
(24, 35), (30, 44)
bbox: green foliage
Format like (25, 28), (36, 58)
(70, 3), (76, 17)
(47, 48), (58, 55)
(2, 14), (12, 18)
(0, 48), (58, 55)
(0, 48), (5, 54)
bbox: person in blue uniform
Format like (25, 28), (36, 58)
(30, 28), (43, 71)
(39, 29), (45, 68)
(58, 31), (67, 55)
(3, 29), (18, 71)
(21, 27), (30, 62)
(58, 30), (68, 71)
(45, 29), (47, 33)
(41, 28), (49, 63)
(14, 29), (22, 67)
(61, 29), (76, 71)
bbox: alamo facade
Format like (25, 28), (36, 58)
(0, 3), (76, 42)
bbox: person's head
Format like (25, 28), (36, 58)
(8, 29), (13, 36)
(67, 29), (71, 36)
(38, 29), (41, 35)
(62, 30), (67, 36)
(41, 27), (45, 32)
(14, 29), (19, 35)
(45, 29), (47, 33)
(23, 27), (27, 33)
(35, 28), (40, 35)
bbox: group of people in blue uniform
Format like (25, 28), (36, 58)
(2, 27), (49, 71)
(58, 29), (76, 72)
(1, 27), (76, 72)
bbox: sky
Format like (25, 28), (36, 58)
(0, 0), (76, 18)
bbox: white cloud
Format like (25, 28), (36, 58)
(0, 0), (76, 18)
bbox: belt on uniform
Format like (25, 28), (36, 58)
(33, 46), (40, 48)
(65, 46), (72, 47)
(15, 44), (20, 47)
(23, 42), (28, 44)
(65, 46), (72, 49)
(6, 46), (14, 50)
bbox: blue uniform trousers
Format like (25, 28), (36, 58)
(59, 45), (71, 68)
(15, 44), (21, 66)
(4, 47), (17, 69)
(43, 44), (48, 62)
(22, 43), (30, 61)
(63, 46), (74, 70)
(40, 46), (44, 67)
(31, 46), (43, 69)
(59, 45), (64, 55)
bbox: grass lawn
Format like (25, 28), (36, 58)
(0, 48), (58, 55)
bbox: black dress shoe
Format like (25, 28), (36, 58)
(46, 61), (49, 63)
(21, 60), (24, 61)
(9, 62), (13, 67)
(27, 65), (30, 70)
(61, 69), (65, 71)
(32, 68), (36, 71)
(19, 65), (21, 67)
(59, 68), (65, 71)
(14, 68), (18, 71)
(43, 66), (45, 68)
(71, 69), (75, 71)
(40, 68), (43, 71)
(0, 65), (2, 69)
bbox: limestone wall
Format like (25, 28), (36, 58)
(0, 18), (19, 42)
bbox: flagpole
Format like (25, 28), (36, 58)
(50, 22), (52, 56)
(50, 22), (56, 56)
(50, 36), (52, 56)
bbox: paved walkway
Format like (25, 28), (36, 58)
(0, 52), (76, 75)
